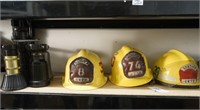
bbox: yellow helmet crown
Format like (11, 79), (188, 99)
(63, 49), (107, 90)
(109, 45), (153, 87)
(153, 49), (199, 88)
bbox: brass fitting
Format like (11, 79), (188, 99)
(4, 56), (20, 74)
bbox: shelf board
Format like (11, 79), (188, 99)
(0, 76), (199, 98)
(32, 19), (199, 29)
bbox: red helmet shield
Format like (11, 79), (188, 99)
(70, 57), (94, 84)
(122, 51), (146, 78)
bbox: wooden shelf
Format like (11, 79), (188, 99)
(0, 76), (199, 98)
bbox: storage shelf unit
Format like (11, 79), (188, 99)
(0, 76), (199, 98)
(0, 0), (199, 109)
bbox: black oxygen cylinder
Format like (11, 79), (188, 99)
(27, 44), (51, 87)
(29, 52), (49, 87)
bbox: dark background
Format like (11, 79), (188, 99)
(1, 94), (199, 109)
(1, 1), (199, 19)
